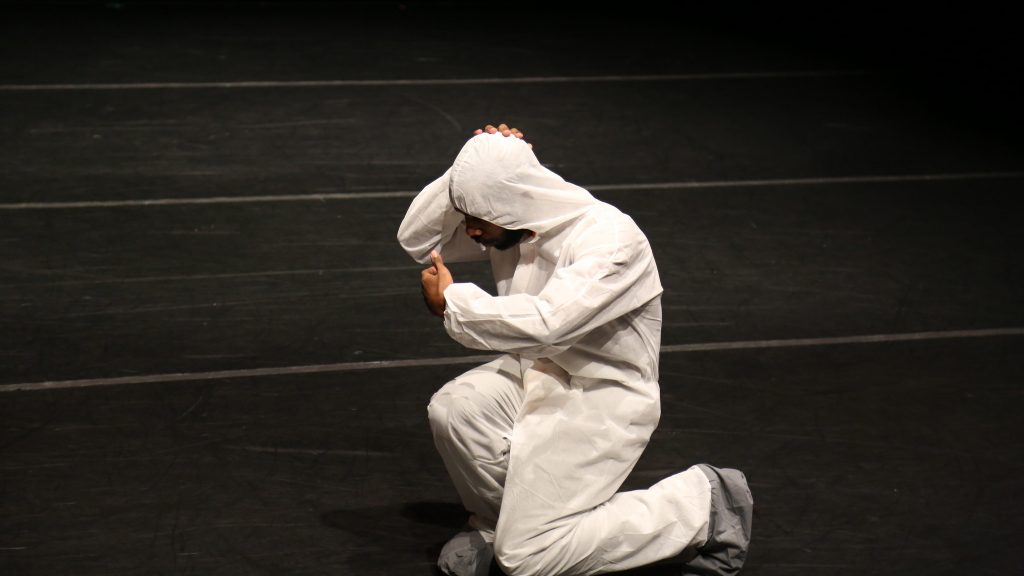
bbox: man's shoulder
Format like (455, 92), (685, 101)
(579, 201), (645, 235)
(565, 202), (653, 257)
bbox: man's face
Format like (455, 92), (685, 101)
(462, 213), (528, 250)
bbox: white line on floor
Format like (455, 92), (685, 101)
(585, 171), (1024, 190)
(0, 70), (865, 92)
(2, 327), (1021, 393)
(0, 191), (420, 210)
(2, 171), (1021, 211)
(6, 265), (423, 288)
(660, 328), (1024, 353)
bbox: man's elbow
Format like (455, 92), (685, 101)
(514, 329), (573, 359)
(396, 233), (430, 264)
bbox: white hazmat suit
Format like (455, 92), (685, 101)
(398, 133), (743, 576)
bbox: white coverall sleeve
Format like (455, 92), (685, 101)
(443, 223), (658, 358)
(397, 169), (489, 264)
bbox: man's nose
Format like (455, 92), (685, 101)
(465, 225), (482, 237)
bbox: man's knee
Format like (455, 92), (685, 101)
(493, 536), (532, 576)
(493, 530), (566, 576)
(427, 380), (481, 440)
(426, 382), (456, 437)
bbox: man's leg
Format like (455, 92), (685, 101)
(427, 355), (524, 575)
(682, 465), (753, 576)
(493, 361), (722, 576)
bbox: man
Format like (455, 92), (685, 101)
(397, 125), (752, 576)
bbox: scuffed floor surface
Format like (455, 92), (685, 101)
(2, 3), (1022, 575)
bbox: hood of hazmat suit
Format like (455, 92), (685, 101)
(448, 131), (597, 235)
(398, 132), (664, 385)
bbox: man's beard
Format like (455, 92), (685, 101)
(491, 228), (528, 250)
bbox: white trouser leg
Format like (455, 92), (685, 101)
(494, 361), (712, 576)
(428, 354), (524, 536)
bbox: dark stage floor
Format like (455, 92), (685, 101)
(2, 3), (1022, 575)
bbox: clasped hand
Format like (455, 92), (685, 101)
(421, 250), (453, 318)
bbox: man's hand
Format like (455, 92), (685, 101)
(474, 123), (532, 148)
(420, 250), (453, 318)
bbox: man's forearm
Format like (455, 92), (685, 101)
(397, 169), (462, 263)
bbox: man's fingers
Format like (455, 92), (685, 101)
(430, 250), (446, 269)
(477, 123), (529, 146)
